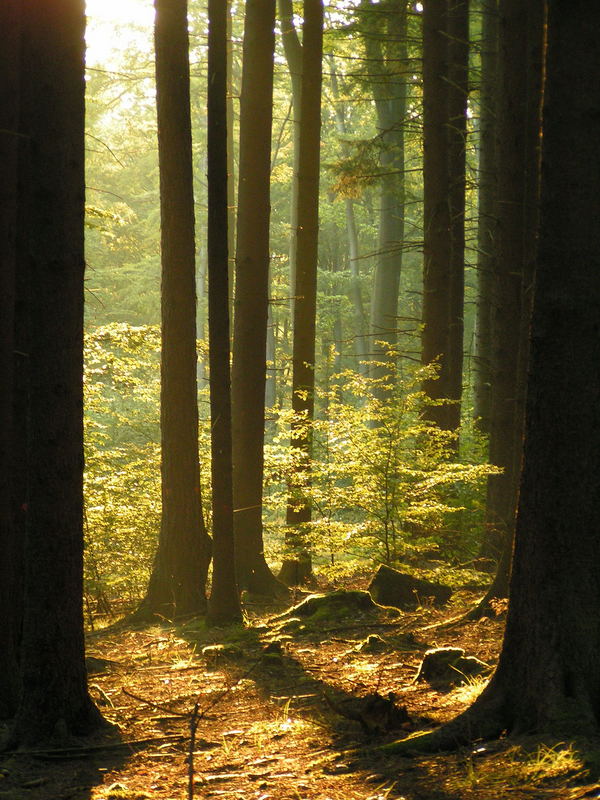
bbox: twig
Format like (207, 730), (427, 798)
(122, 687), (190, 718)
(186, 660), (261, 800)
(188, 700), (200, 800)
(10, 734), (186, 759)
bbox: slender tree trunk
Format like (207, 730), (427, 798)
(359, 0), (408, 388)
(328, 58), (368, 370)
(11, 0), (106, 745)
(421, 0), (453, 428)
(388, 0), (600, 751)
(140, 0), (211, 620)
(0, 0), (21, 718)
(278, 0), (303, 313)
(473, 0), (498, 434)
(446, 0), (468, 429)
(231, 0), (287, 598)
(206, 0), (242, 626)
(279, 0), (324, 587)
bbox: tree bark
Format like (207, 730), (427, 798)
(472, 0), (498, 434)
(206, 0), (243, 626)
(140, 0), (211, 620)
(11, 0), (106, 745)
(362, 0), (408, 387)
(231, 0), (287, 599)
(446, 0), (468, 430)
(0, 0), (21, 719)
(279, 0), (324, 587)
(421, 0), (453, 429)
(481, 0), (544, 559)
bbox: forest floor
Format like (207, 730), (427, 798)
(1, 577), (599, 800)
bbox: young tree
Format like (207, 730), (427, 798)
(389, 0), (600, 749)
(206, 0), (243, 626)
(140, 0), (212, 620)
(231, 0), (287, 598)
(11, 0), (106, 744)
(0, 0), (21, 719)
(279, 0), (325, 586)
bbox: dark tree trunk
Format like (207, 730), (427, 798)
(11, 0), (106, 745)
(206, 0), (242, 626)
(277, 0), (303, 305)
(140, 0), (211, 620)
(481, 0), (544, 559)
(279, 0), (324, 587)
(388, 0), (600, 750)
(421, 0), (453, 429)
(0, 0), (21, 719)
(472, 0), (498, 434)
(445, 0), (468, 430)
(231, 0), (287, 599)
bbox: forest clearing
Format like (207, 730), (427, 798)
(2, 585), (599, 800)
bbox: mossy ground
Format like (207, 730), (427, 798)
(1, 581), (598, 800)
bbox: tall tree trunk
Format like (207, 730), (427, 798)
(328, 57), (368, 371)
(278, 0), (303, 313)
(0, 0), (21, 719)
(140, 0), (211, 620)
(11, 0), (106, 745)
(231, 0), (287, 598)
(481, 0), (544, 560)
(206, 0), (242, 626)
(362, 0), (408, 388)
(421, 0), (453, 428)
(446, 0), (468, 429)
(279, 0), (324, 587)
(472, 0), (498, 434)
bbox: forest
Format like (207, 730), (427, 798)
(1, 0), (600, 798)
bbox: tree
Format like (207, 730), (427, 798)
(472, 0), (498, 434)
(480, 0), (544, 561)
(388, 0), (600, 750)
(206, 0), (243, 626)
(359, 0), (408, 383)
(10, 0), (106, 745)
(445, 0), (468, 425)
(421, 0), (453, 429)
(279, 0), (325, 586)
(231, 0), (287, 598)
(421, 0), (468, 433)
(0, 0), (21, 719)
(139, 0), (212, 620)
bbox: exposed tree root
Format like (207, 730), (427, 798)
(381, 691), (507, 754)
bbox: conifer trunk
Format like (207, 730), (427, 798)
(206, 0), (242, 625)
(142, 0), (211, 619)
(279, 0), (324, 586)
